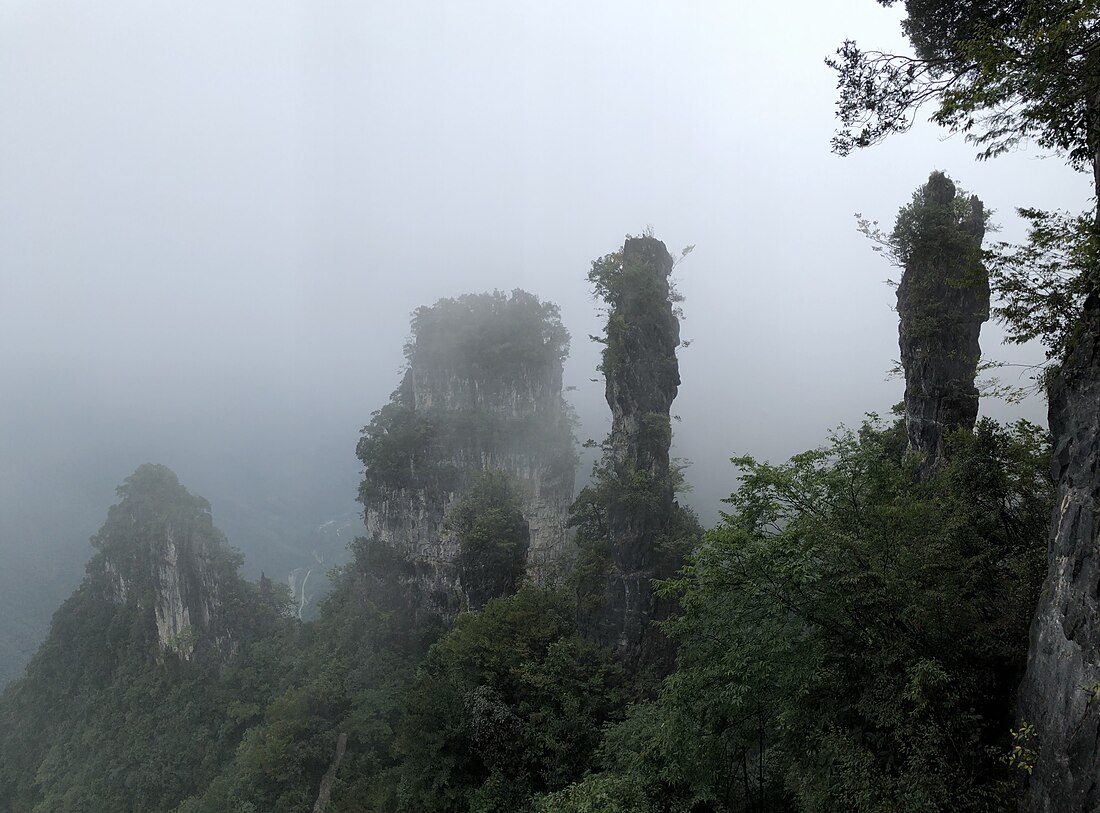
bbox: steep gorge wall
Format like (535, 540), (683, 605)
(896, 171), (989, 471)
(1018, 295), (1100, 813)
(358, 291), (576, 614)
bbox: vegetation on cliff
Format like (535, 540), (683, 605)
(395, 587), (627, 812)
(357, 289), (577, 609)
(0, 251), (1062, 813)
(570, 237), (702, 666)
(862, 171), (990, 471)
(358, 290), (572, 504)
(833, 3), (1100, 808)
(4, 0), (1097, 802)
(445, 471), (530, 611)
(610, 418), (1050, 812)
(0, 465), (295, 813)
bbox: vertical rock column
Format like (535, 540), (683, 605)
(1018, 294), (1100, 813)
(895, 171), (989, 472)
(599, 236), (680, 660)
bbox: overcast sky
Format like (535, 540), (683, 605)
(1, 0), (1092, 579)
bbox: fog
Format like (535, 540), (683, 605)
(0, 1), (1091, 682)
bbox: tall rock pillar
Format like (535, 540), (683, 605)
(895, 171), (989, 471)
(577, 236), (685, 664)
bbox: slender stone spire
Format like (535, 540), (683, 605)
(895, 171), (989, 473)
(580, 236), (683, 662)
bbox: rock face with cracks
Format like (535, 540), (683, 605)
(895, 171), (988, 472)
(357, 291), (576, 615)
(95, 463), (239, 660)
(1018, 294), (1100, 813)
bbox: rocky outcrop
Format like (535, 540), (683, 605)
(896, 171), (989, 472)
(357, 291), (576, 614)
(1018, 295), (1100, 813)
(93, 463), (239, 659)
(580, 237), (684, 661)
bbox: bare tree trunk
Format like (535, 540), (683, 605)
(312, 732), (348, 813)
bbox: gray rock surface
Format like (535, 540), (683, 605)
(591, 237), (681, 659)
(1018, 294), (1100, 813)
(896, 171), (988, 472)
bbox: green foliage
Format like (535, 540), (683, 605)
(858, 172), (987, 295)
(0, 467), (301, 813)
(357, 291), (576, 506)
(356, 383), (446, 502)
(588, 249), (676, 313)
(1007, 722), (1038, 776)
(638, 411), (673, 452)
(174, 290), (581, 812)
(569, 436), (700, 613)
(888, 174), (986, 273)
(587, 245), (681, 381)
(445, 470), (530, 610)
(396, 587), (626, 812)
(567, 484), (615, 613)
(833, 3), (1100, 360)
(829, 1), (1100, 167)
(986, 207), (1099, 359)
(103, 463), (218, 540)
(176, 534), (445, 813)
(92, 463), (245, 588)
(0, 566), (296, 813)
(603, 418), (1051, 812)
(358, 404), (575, 506)
(531, 772), (653, 813)
(572, 236), (697, 644)
(408, 289), (570, 379)
(0, 260), (1058, 813)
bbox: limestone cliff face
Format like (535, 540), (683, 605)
(1018, 295), (1100, 813)
(895, 172), (989, 471)
(579, 237), (684, 661)
(94, 463), (239, 660)
(358, 291), (576, 614)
